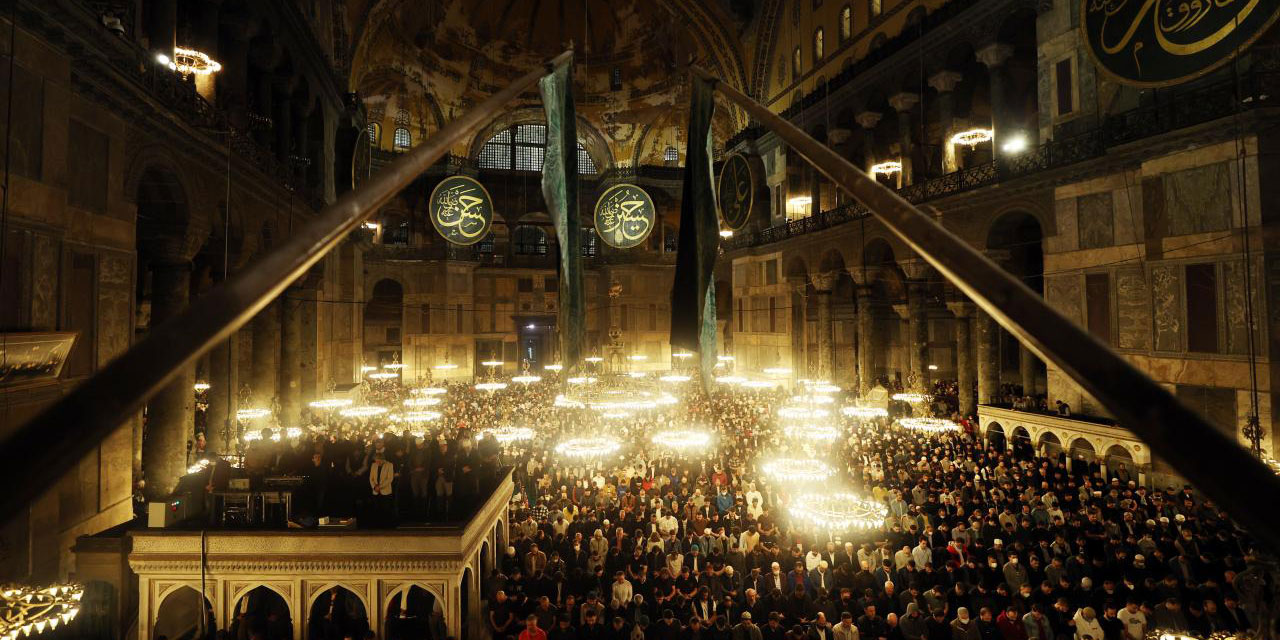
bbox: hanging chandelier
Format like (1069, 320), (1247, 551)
(870, 161), (902, 176)
(235, 408), (271, 420)
(740, 379), (779, 389)
(788, 491), (888, 531)
(411, 387), (446, 396)
(368, 372), (399, 380)
(784, 423), (842, 442)
(512, 375), (542, 384)
(716, 375), (747, 385)
(659, 374), (691, 383)
(949, 128), (994, 148)
(651, 429), (713, 451)
(479, 425), (536, 443)
(0, 584), (82, 640)
(763, 367), (793, 375)
(399, 410), (442, 423)
(897, 417), (961, 433)
(555, 436), (622, 458)
(403, 397), (441, 407)
(475, 382), (508, 391)
(892, 392), (930, 403)
(339, 406), (388, 418)
(841, 405), (888, 419)
(762, 457), (835, 483)
(192, 381), (211, 392)
(382, 363), (405, 370)
(157, 47), (222, 79)
(778, 406), (830, 420)
(309, 398), (353, 410)
(792, 394), (835, 404)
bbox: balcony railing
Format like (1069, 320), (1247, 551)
(725, 65), (1279, 250)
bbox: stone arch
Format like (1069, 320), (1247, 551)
(384, 584), (444, 640)
(984, 206), (1047, 292)
(465, 108), (614, 171)
(459, 565), (476, 640)
(1038, 430), (1063, 457)
(132, 158), (196, 262)
(306, 585), (370, 640)
(154, 585), (216, 640)
(1104, 444), (1136, 480)
(986, 421), (1006, 449)
(1070, 437), (1097, 461)
(229, 585), (293, 640)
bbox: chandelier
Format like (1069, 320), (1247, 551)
(475, 382), (508, 391)
(511, 375), (542, 384)
(788, 491), (888, 531)
(433, 362), (458, 370)
(950, 128), (994, 148)
(555, 436), (622, 458)
(340, 406), (388, 418)
(892, 392), (930, 403)
(382, 363), (405, 370)
(368, 372), (399, 380)
(763, 367), (792, 375)
(157, 47), (222, 79)
(870, 161), (902, 176)
(897, 417), (961, 433)
(740, 379), (779, 389)
(792, 394), (835, 404)
(236, 408), (271, 420)
(659, 374), (691, 383)
(360, 365), (377, 373)
(192, 381), (211, 392)
(841, 405), (888, 419)
(411, 387), (446, 396)
(544, 364), (564, 371)
(309, 398), (353, 410)
(0, 584), (82, 640)
(399, 410), (442, 423)
(651, 429), (713, 451)
(784, 423), (842, 442)
(716, 375), (747, 385)
(403, 397), (441, 407)
(778, 406), (830, 420)
(762, 458), (835, 483)
(566, 376), (597, 385)
(479, 426), (535, 443)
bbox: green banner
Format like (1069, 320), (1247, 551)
(670, 75), (719, 388)
(539, 61), (585, 373)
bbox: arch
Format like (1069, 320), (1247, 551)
(154, 585), (216, 640)
(134, 161), (194, 261)
(384, 585), (444, 640)
(986, 421), (1006, 449)
(230, 585), (293, 640)
(1104, 444), (1135, 481)
(1069, 437), (1097, 461)
(307, 585), (369, 640)
(818, 248), (848, 275)
(459, 566), (475, 640)
(466, 109), (613, 171)
(1038, 431), (1063, 457)
(512, 225), (549, 255)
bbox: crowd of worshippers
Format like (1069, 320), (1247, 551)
(482, 389), (1263, 640)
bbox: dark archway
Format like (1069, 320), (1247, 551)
(1039, 431), (1063, 460)
(460, 567), (474, 640)
(365, 278), (404, 364)
(230, 586), (293, 640)
(307, 587), (368, 640)
(1010, 426), (1033, 458)
(154, 586), (216, 640)
(384, 586), (443, 640)
(986, 422), (1006, 451)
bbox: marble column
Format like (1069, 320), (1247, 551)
(251, 301), (280, 407)
(855, 283), (875, 396)
(948, 301), (976, 417)
(977, 42), (1014, 150)
(975, 309), (1000, 405)
(1020, 344), (1038, 396)
(205, 334), (238, 455)
(928, 70), (964, 173)
(143, 261), (193, 500)
(280, 290), (302, 427)
(906, 279), (929, 387)
(888, 93), (919, 186)
(813, 273), (835, 380)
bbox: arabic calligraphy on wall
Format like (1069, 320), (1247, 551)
(429, 175), (494, 246)
(717, 153), (757, 231)
(594, 184), (656, 249)
(1082, 0), (1279, 87)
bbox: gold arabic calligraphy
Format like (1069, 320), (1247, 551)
(434, 183), (489, 240)
(1090, 0), (1259, 62)
(597, 188), (653, 247)
(721, 158), (751, 227)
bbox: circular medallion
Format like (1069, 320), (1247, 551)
(429, 175), (494, 246)
(717, 153), (754, 230)
(594, 183), (655, 249)
(1081, 0), (1280, 87)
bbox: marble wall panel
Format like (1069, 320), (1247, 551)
(1222, 260), (1260, 356)
(1078, 192), (1114, 249)
(1045, 274), (1082, 325)
(1151, 264), (1183, 351)
(30, 233), (57, 330)
(1164, 162), (1231, 235)
(1115, 267), (1151, 350)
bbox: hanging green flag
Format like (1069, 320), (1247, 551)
(539, 60), (585, 373)
(670, 74), (719, 388)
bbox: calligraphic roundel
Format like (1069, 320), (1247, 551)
(717, 153), (755, 231)
(594, 183), (656, 249)
(1081, 0), (1280, 87)
(429, 175), (494, 246)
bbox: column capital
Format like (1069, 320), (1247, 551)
(828, 127), (853, 145)
(928, 70), (964, 93)
(888, 92), (920, 113)
(855, 111), (883, 129)
(899, 258), (930, 280)
(811, 271), (837, 292)
(846, 266), (870, 285)
(892, 303), (910, 320)
(946, 299), (975, 318)
(976, 42), (1014, 69)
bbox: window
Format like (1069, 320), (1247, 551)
(1186, 263), (1218, 353)
(383, 216), (410, 245)
(814, 28), (824, 61)
(367, 122), (381, 145)
(1085, 273), (1111, 344)
(478, 124), (597, 174)
(610, 68), (622, 91)
(840, 5), (852, 40)
(869, 0), (882, 17)
(1056, 58), (1074, 116)
(393, 127), (411, 149)
(663, 146), (678, 164)
(513, 225), (548, 255)
(792, 46), (802, 82)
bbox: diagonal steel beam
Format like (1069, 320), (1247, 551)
(0, 50), (575, 523)
(693, 65), (1280, 554)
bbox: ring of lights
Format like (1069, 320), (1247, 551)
(368, 372), (399, 380)
(479, 426), (536, 443)
(236, 408), (271, 420)
(400, 411), (442, 422)
(792, 394), (835, 404)
(841, 406), (889, 419)
(340, 406), (389, 418)
(412, 387), (447, 395)
(659, 374), (691, 383)
(891, 392), (930, 403)
(762, 458), (835, 482)
(0, 584), (82, 640)
(783, 424), (842, 442)
(651, 429), (713, 450)
(555, 437), (621, 458)
(475, 382), (508, 391)
(403, 397), (442, 407)
(511, 375), (542, 384)
(787, 491), (888, 530)
(896, 417), (961, 432)
(309, 398), (353, 409)
(778, 406), (831, 420)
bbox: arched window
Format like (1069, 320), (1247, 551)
(478, 124), (598, 174)
(840, 5), (852, 41)
(814, 28), (824, 61)
(393, 127), (411, 149)
(512, 225), (548, 255)
(663, 146), (678, 164)
(792, 46), (802, 82)
(367, 122), (381, 145)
